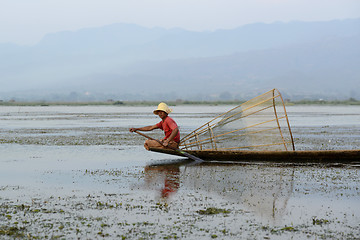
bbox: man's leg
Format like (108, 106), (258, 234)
(144, 139), (163, 150)
(144, 139), (179, 150)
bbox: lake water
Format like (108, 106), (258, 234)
(0, 105), (359, 239)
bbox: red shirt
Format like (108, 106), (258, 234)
(156, 116), (180, 143)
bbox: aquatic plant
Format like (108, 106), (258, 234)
(196, 207), (231, 215)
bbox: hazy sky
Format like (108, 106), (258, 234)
(1, 0), (359, 45)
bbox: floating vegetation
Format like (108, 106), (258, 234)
(0, 226), (26, 238)
(312, 217), (329, 226)
(0, 127), (138, 146)
(197, 207), (231, 215)
(269, 226), (298, 234)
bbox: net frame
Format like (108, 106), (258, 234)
(180, 89), (295, 152)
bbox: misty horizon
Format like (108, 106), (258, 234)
(1, 1), (359, 102)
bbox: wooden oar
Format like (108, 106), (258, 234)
(134, 131), (204, 162)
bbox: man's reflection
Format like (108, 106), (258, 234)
(144, 165), (180, 198)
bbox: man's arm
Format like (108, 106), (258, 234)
(163, 127), (179, 146)
(129, 125), (158, 132)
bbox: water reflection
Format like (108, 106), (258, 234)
(144, 164), (181, 198)
(144, 160), (295, 225)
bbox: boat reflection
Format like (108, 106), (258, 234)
(144, 160), (295, 224)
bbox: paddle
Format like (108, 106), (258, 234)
(134, 130), (204, 162)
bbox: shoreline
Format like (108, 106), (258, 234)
(1, 99), (360, 107)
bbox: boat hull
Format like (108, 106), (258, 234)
(149, 148), (360, 163)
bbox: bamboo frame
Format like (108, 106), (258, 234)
(180, 102), (274, 143)
(180, 89), (279, 143)
(181, 127), (280, 150)
(195, 134), (202, 150)
(208, 123), (217, 150)
(272, 90), (287, 150)
(179, 89), (295, 152)
(276, 89), (295, 151)
(182, 117), (286, 150)
(195, 142), (294, 151)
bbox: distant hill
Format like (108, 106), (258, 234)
(77, 34), (360, 100)
(0, 19), (359, 101)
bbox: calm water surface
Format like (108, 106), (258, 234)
(0, 105), (359, 239)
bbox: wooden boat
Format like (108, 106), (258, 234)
(149, 89), (360, 164)
(149, 148), (360, 164)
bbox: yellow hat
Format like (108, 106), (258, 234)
(153, 102), (172, 115)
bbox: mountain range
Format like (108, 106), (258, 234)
(0, 18), (359, 101)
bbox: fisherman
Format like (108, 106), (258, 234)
(129, 102), (180, 150)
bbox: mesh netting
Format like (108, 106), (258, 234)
(180, 89), (295, 151)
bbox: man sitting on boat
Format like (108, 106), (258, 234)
(129, 102), (180, 150)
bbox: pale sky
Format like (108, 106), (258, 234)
(1, 0), (359, 45)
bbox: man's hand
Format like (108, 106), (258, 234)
(129, 128), (138, 132)
(162, 139), (170, 147)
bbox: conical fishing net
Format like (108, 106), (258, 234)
(180, 89), (295, 151)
